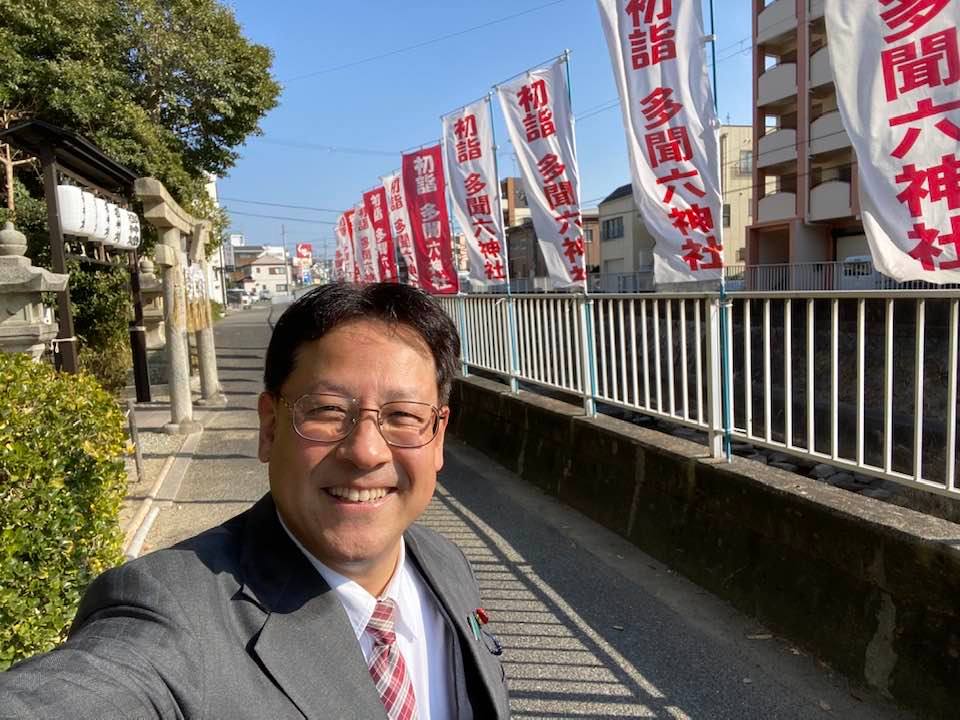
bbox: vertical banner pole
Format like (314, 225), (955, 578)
(489, 93), (521, 393)
(564, 47), (597, 414)
(709, 0), (733, 461)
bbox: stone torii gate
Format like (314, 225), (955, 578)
(136, 178), (225, 433)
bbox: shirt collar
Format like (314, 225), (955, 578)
(276, 510), (415, 643)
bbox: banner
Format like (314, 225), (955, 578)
(382, 170), (421, 288)
(826, 0), (960, 282)
(353, 201), (379, 283)
(442, 97), (508, 286)
(294, 242), (313, 270)
(334, 210), (356, 282)
(496, 58), (586, 288)
(596, 0), (723, 284)
(363, 187), (399, 282)
(401, 145), (460, 294)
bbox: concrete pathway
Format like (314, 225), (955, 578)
(130, 305), (913, 720)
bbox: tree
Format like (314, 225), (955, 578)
(0, 0), (278, 388)
(0, 0), (280, 221)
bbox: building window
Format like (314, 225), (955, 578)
(585, 228), (594, 244)
(739, 150), (752, 175)
(276, 284), (288, 292)
(722, 204), (731, 228)
(602, 216), (624, 240)
(254, 266), (261, 274)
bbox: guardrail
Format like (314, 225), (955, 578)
(437, 291), (960, 500)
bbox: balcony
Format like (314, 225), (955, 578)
(809, 46), (832, 88)
(758, 192), (796, 222)
(809, 0), (825, 20)
(809, 180), (852, 221)
(809, 111), (850, 155)
(757, 63), (797, 106)
(758, 0), (797, 44)
(757, 128), (797, 168)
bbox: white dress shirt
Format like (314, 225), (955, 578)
(279, 515), (465, 720)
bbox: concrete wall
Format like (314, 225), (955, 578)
(449, 376), (960, 720)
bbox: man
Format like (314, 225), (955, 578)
(0, 282), (509, 719)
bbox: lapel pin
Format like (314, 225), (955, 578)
(467, 613), (482, 641)
(474, 607), (489, 625)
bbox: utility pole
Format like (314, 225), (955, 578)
(281, 223), (292, 295)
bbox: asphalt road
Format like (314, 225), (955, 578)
(144, 304), (913, 720)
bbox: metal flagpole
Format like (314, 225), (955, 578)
(709, 0), (733, 461)
(489, 92), (521, 393)
(561, 48), (598, 417)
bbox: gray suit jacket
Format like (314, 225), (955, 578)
(0, 494), (510, 719)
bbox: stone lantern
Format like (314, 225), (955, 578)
(0, 221), (69, 361)
(138, 256), (166, 351)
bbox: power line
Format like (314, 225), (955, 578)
(254, 138), (399, 157)
(283, 0), (570, 82)
(226, 209), (336, 225)
(221, 197), (341, 213)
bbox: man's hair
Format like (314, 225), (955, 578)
(264, 282), (461, 404)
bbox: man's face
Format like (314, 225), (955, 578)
(257, 319), (447, 583)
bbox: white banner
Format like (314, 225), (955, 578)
(442, 98), (508, 286)
(335, 210), (356, 282)
(382, 171), (421, 288)
(496, 58), (586, 288)
(596, 0), (722, 284)
(826, 0), (960, 283)
(353, 201), (379, 283)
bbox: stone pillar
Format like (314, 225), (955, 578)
(195, 258), (226, 406)
(0, 222), (68, 360)
(155, 230), (200, 434)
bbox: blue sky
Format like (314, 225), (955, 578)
(220, 0), (753, 259)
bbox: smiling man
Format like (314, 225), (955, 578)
(0, 283), (510, 720)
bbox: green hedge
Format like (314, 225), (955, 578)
(0, 353), (128, 670)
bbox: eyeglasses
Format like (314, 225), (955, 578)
(277, 393), (445, 448)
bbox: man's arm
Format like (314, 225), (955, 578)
(0, 560), (204, 720)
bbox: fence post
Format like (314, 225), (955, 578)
(704, 295), (724, 458)
(579, 295), (598, 416)
(457, 296), (470, 378)
(506, 296), (520, 393)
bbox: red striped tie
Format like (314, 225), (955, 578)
(366, 598), (418, 720)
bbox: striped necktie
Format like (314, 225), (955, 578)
(365, 597), (418, 720)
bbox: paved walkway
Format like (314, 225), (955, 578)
(123, 306), (913, 720)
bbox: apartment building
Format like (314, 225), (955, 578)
(720, 125), (754, 264)
(598, 184), (656, 275)
(748, 0), (869, 265)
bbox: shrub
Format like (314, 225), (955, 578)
(209, 300), (224, 322)
(68, 261), (134, 395)
(0, 353), (128, 670)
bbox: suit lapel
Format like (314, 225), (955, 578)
(404, 526), (503, 716)
(238, 495), (387, 720)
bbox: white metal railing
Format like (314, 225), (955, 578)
(723, 260), (960, 292)
(437, 291), (960, 500)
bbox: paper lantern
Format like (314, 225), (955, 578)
(56, 185), (95, 238)
(103, 203), (122, 246)
(126, 211), (142, 248)
(92, 198), (110, 242)
(116, 209), (131, 248)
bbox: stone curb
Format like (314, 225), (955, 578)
(121, 409), (213, 560)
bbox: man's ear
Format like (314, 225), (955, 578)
(257, 392), (278, 463)
(432, 407), (449, 472)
